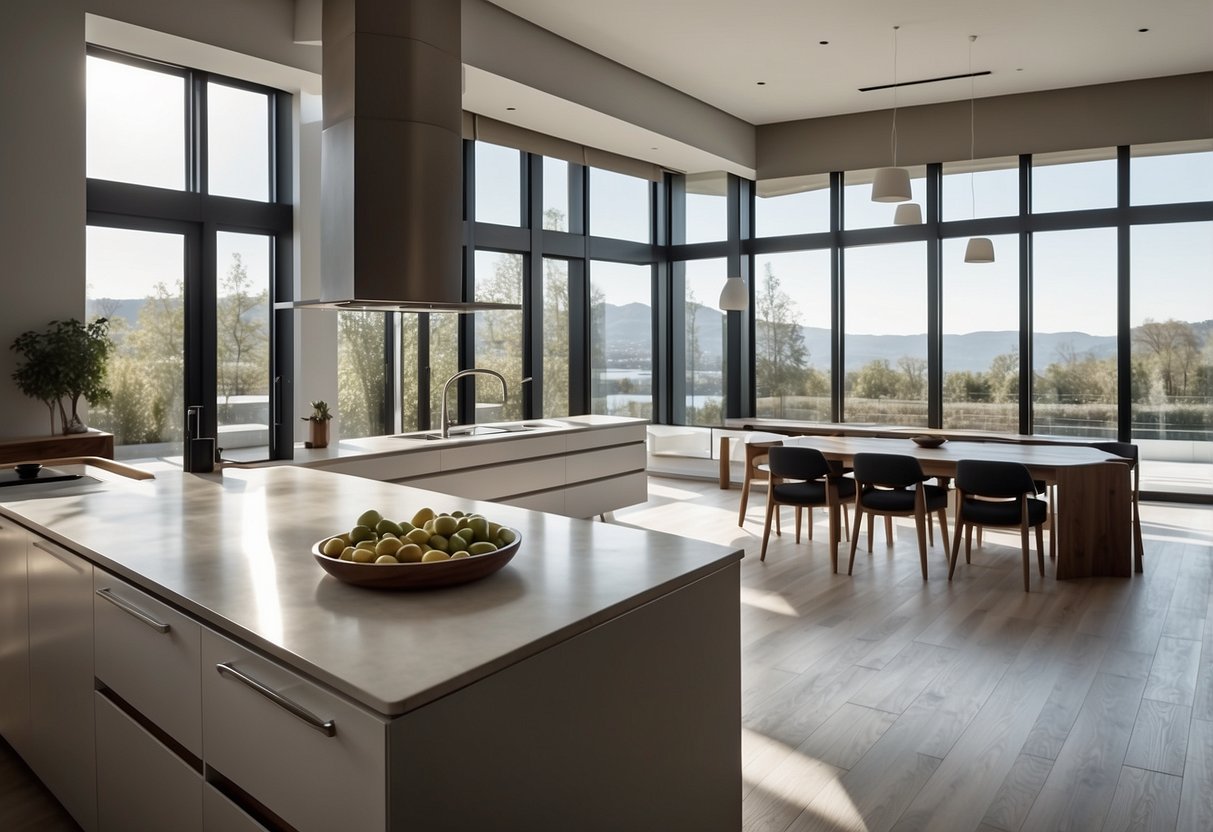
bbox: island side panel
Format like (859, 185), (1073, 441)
(387, 562), (741, 831)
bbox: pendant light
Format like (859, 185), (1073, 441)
(963, 35), (995, 263)
(872, 25), (912, 203)
(718, 276), (748, 310)
(893, 202), (922, 224)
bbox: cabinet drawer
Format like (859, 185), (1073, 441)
(566, 443), (647, 482)
(95, 571), (202, 756)
(201, 631), (386, 832)
(203, 783), (270, 832)
(96, 693), (202, 832)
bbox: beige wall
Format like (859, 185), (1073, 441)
(757, 72), (1213, 180)
(0, 1), (86, 438)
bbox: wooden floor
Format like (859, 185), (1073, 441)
(4, 475), (1212, 832)
(614, 476), (1213, 832)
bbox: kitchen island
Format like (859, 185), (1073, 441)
(0, 464), (741, 832)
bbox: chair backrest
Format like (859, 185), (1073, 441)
(745, 439), (783, 468)
(1091, 441), (1139, 467)
(767, 446), (832, 481)
(852, 453), (924, 488)
(955, 459), (1037, 498)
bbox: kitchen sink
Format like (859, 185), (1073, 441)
(393, 419), (567, 441)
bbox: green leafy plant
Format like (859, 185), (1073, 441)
(11, 318), (114, 435)
(304, 400), (333, 422)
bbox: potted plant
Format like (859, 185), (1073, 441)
(11, 318), (113, 435)
(302, 400), (333, 448)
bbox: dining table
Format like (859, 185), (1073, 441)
(771, 435), (1135, 580)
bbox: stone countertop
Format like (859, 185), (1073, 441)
(286, 414), (644, 467)
(0, 463), (739, 717)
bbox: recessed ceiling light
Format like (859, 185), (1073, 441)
(1138, 27), (1149, 33)
(506, 106), (516, 111)
(756, 81), (766, 85)
(819, 40), (829, 45)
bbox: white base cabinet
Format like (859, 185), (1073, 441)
(0, 518), (30, 757)
(26, 537), (97, 832)
(95, 693), (203, 832)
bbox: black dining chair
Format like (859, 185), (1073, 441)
(847, 453), (950, 580)
(949, 459), (1048, 592)
(1091, 441), (1144, 573)
(760, 446), (856, 571)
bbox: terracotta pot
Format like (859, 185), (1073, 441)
(309, 419), (330, 449)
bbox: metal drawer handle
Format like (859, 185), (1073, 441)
(95, 587), (171, 634)
(215, 663), (336, 737)
(32, 540), (86, 573)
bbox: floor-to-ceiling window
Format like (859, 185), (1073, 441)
(753, 250), (831, 422)
(86, 48), (291, 461)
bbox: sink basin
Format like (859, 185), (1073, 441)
(392, 419), (567, 441)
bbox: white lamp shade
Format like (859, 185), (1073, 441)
(893, 202), (922, 225)
(964, 237), (996, 263)
(871, 166), (912, 202)
(718, 276), (747, 311)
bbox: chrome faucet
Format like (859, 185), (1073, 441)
(439, 368), (508, 438)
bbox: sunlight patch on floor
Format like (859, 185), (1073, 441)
(644, 481), (706, 500)
(741, 586), (800, 617)
(741, 728), (867, 831)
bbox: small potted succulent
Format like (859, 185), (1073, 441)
(302, 400), (333, 448)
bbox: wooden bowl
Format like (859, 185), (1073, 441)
(311, 530), (520, 590)
(911, 435), (947, 448)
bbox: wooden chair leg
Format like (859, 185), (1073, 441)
(976, 526), (983, 547)
(794, 507), (802, 544)
(807, 506), (814, 541)
(1021, 519), (1031, 592)
(760, 491), (777, 562)
(1035, 523), (1046, 577)
(914, 506), (929, 580)
(964, 525), (973, 563)
(737, 470), (752, 526)
(884, 516), (894, 546)
(936, 509), (950, 560)
(847, 504), (864, 575)
(866, 513), (874, 553)
(842, 503), (850, 542)
(927, 511), (934, 547)
(948, 517), (965, 581)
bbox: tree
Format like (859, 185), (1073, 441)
(896, 356), (927, 400)
(754, 262), (808, 402)
(849, 359), (900, 399)
(338, 311), (386, 438)
(1134, 318), (1200, 397)
(216, 252), (269, 406)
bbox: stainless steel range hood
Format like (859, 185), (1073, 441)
(281, 0), (518, 313)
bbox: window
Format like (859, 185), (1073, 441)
(754, 250), (831, 421)
(755, 176), (830, 237)
(942, 235), (1020, 431)
(428, 314), (460, 430)
(590, 261), (652, 417)
(844, 242), (928, 426)
(86, 55), (185, 190)
(338, 312), (387, 439)
(590, 168), (650, 242)
(1032, 148), (1117, 213)
(1131, 222), (1213, 491)
(85, 226), (185, 448)
(475, 142), (522, 226)
(86, 49), (289, 459)
(473, 251), (524, 421)
(542, 259), (570, 417)
(942, 157), (1019, 220)
(681, 259), (726, 426)
(1032, 228), (1118, 438)
(1131, 140), (1213, 206)
(543, 157), (570, 231)
(207, 82), (271, 201)
(683, 172), (728, 244)
(844, 166), (927, 230)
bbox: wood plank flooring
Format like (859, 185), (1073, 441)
(614, 476), (1213, 832)
(2, 474), (1211, 831)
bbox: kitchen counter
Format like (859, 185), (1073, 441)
(0, 462), (737, 715)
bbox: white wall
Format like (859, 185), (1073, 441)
(0, 1), (86, 438)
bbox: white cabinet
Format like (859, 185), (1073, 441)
(0, 518), (30, 756)
(201, 631), (387, 832)
(27, 536), (97, 832)
(95, 693), (203, 832)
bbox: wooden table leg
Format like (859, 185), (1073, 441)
(719, 436), (730, 489)
(1054, 462), (1132, 579)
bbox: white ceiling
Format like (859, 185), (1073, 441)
(488, 0), (1213, 124)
